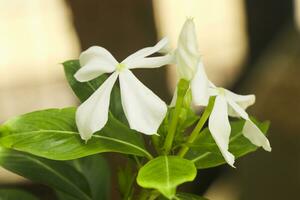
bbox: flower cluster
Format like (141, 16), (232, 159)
(75, 19), (271, 167)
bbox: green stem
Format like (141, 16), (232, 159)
(137, 189), (160, 200)
(177, 96), (215, 157)
(163, 79), (189, 154)
(151, 135), (161, 155)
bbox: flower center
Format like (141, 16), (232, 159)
(116, 63), (126, 72)
(217, 87), (226, 96)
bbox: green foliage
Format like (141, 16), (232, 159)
(185, 118), (270, 169)
(0, 148), (91, 200)
(0, 108), (152, 160)
(0, 60), (271, 200)
(137, 156), (197, 199)
(0, 189), (39, 200)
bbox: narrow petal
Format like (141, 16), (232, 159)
(209, 96), (235, 167)
(225, 90), (255, 109)
(177, 18), (199, 56)
(76, 72), (118, 141)
(126, 54), (173, 69)
(75, 46), (118, 82)
(190, 62), (209, 106)
(175, 18), (200, 80)
(243, 120), (272, 151)
(119, 69), (167, 135)
(122, 37), (168, 64)
(227, 98), (250, 120)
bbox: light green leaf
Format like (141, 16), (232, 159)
(63, 60), (127, 123)
(0, 148), (91, 200)
(185, 118), (270, 169)
(0, 189), (39, 200)
(0, 108), (152, 160)
(137, 156), (197, 199)
(71, 155), (111, 200)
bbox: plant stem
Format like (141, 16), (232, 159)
(163, 79), (189, 154)
(151, 135), (161, 155)
(137, 189), (160, 200)
(177, 97), (215, 157)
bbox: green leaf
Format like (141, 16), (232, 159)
(0, 189), (39, 200)
(71, 155), (111, 200)
(185, 118), (270, 169)
(62, 60), (127, 123)
(137, 156), (197, 199)
(0, 148), (91, 200)
(0, 108), (152, 160)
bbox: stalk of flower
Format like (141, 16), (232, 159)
(174, 19), (271, 167)
(163, 19), (210, 154)
(74, 38), (172, 141)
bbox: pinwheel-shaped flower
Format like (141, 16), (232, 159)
(208, 85), (272, 167)
(75, 38), (172, 141)
(173, 18), (209, 106)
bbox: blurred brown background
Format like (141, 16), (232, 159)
(0, 0), (299, 199)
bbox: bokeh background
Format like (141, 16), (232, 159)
(0, 0), (299, 199)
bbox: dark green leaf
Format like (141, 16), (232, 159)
(0, 108), (152, 160)
(71, 155), (110, 200)
(137, 156), (197, 199)
(0, 148), (91, 200)
(0, 189), (39, 200)
(185, 118), (270, 169)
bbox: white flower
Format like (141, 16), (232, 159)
(208, 85), (272, 167)
(74, 38), (172, 141)
(172, 18), (210, 106)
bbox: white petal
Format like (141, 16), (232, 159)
(243, 120), (272, 151)
(175, 47), (198, 79)
(227, 98), (249, 120)
(76, 72), (118, 141)
(190, 62), (210, 106)
(225, 89), (255, 109)
(75, 46), (118, 82)
(119, 69), (167, 135)
(175, 19), (200, 80)
(177, 18), (199, 57)
(122, 37), (169, 64)
(125, 54), (173, 69)
(209, 96), (235, 167)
